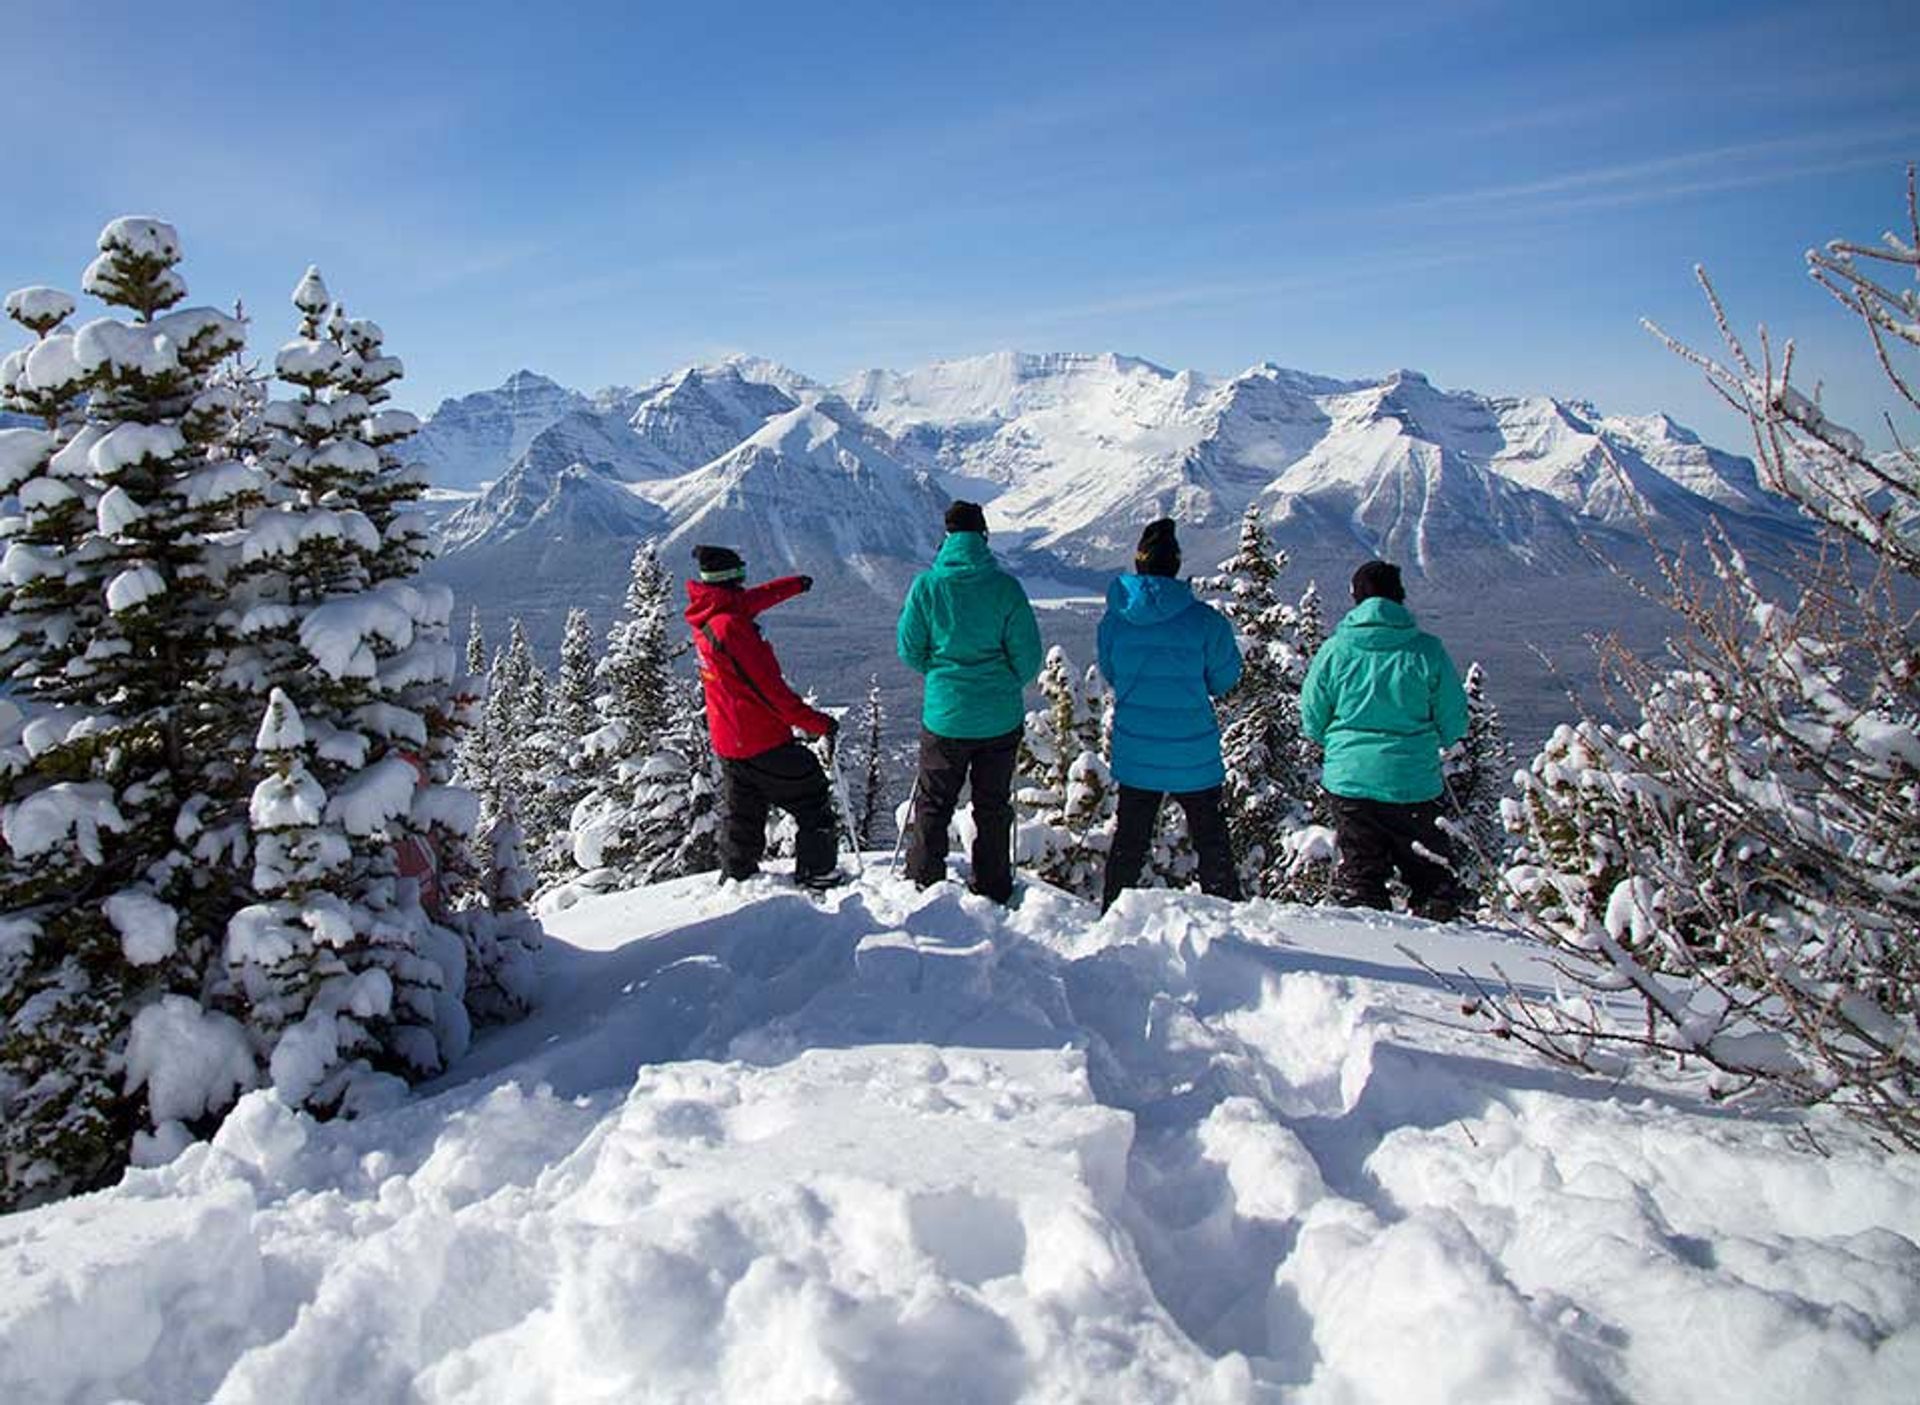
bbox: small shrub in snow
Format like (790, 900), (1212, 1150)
(1490, 173), (1920, 1149)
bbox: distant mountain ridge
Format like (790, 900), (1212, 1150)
(420, 349), (1797, 581)
(414, 350), (1809, 744)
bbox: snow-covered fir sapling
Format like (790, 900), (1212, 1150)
(225, 689), (402, 1113)
(1439, 660), (1512, 913)
(1489, 170), (1920, 1150)
(564, 541), (717, 890)
(1014, 646), (1112, 901)
(521, 606), (602, 884)
(1195, 505), (1329, 901)
(471, 619), (542, 835)
(851, 674), (888, 849)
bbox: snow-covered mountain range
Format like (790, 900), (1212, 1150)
(427, 351), (1795, 572)
(416, 351), (1807, 742)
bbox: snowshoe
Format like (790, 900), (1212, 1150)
(798, 868), (851, 897)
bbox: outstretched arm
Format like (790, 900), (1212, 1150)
(742, 576), (809, 618)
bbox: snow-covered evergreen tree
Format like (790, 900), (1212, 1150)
(1485, 173), (1920, 1148)
(565, 543), (717, 888)
(1195, 505), (1328, 900)
(476, 619), (544, 826)
(1015, 648), (1112, 900)
(223, 264), (504, 1101)
(0, 219), (255, 1205)
(851, 674), (887, 849)
(522, 606), (598, 882)
(224, 690), (400, 1115)
(1, 230), (528, 1207)
(1440, 661), (1512, 912)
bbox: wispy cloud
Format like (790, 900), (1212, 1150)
(1391, 126), (1920, 216)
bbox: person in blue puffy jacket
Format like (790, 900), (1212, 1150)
(1096, 519), (1244, 910)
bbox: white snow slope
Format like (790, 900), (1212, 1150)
(5, 869), (1915, 1404)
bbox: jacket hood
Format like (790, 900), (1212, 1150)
(932, 531), (997, 575)
(1337, 596), (1420, 648)
(684, 579), (745, 626)
(1106, 573), (1199, 627)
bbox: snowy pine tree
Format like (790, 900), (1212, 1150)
(851, 674), (887, 849)
(477, 620), (544, 826)
(521, 606), (598, 883)
(1440, 661), (1512, 912)
(565, 543), (717, 888)
(224, 264), (501, 1100)
(0, 219), (256, 1205)
(1195, 505), (1329, 900)
(1015, 648), (1112, 900)
(1, 229), (526, 1206)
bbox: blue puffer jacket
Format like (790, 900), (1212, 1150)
(1097, 574), (1243, 793)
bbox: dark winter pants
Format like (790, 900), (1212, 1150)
(903, 726), (1021, 903)
(1101, 784), (1242, 912)
(1327, 791), (1467, 920)
(721, 742), (836, 882)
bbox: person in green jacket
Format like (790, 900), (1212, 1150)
(1300, 560), (1471, 920)
(896, 501), (1044, 902)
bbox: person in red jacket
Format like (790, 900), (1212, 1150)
(685, 544), (842, 889)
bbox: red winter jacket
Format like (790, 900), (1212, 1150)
(685, 576), (833, 760)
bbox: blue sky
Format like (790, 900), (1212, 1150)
(3, 0), (1916, 446)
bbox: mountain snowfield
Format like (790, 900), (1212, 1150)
(415, 350), (1810, 749)
(423, 350), (1801, 577)
(3, 866), (1915, 1404)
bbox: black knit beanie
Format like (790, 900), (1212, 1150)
(693, 544), (746, 584)
(944, 500), (988, 535)
(1135, 518), (1181, 577)
(1351, 559), (1405, 603)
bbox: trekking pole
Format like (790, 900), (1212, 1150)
(822, 711), (865, 878)
(889, 772), (921, 876)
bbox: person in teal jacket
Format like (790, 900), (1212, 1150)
(1300, 560), (1471, 920)
(896, 501), (1044, 902)
(1096, 519), (1243, 910)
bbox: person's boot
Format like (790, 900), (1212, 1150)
(798, 867), (849, 894)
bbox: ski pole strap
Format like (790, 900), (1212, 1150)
(697, 621), (787, 723)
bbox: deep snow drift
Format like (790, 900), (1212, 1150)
(3, 868), (1916, 1403)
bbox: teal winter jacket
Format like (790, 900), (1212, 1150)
(1300, 597), (1468, 804)
(897, 532), (1045, 739)
(1097, 574), (1242, 793)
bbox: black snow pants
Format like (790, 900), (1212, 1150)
(721, 741), (837, 882)
(903, 726), (1021, 903)
(1101, 784), (1242, 912)
(1327, 791), (1468, 920)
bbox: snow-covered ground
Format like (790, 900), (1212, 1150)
(4, 867), (1917, 1403)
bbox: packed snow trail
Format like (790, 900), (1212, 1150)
(3, 869), (1917, 1403)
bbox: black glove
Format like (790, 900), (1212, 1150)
(822, 714), (840, 740)
(797, 574), (814, 592)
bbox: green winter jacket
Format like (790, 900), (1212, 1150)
(897, 531), (1044, 739)
(1300, 597), (1468, 804)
